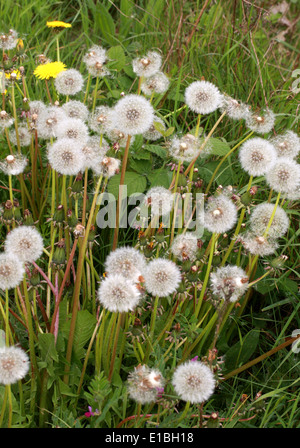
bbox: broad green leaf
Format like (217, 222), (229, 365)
(225, 329), (260, 371)
(107, 45), (126, 71)
(107, 171), (147, 198)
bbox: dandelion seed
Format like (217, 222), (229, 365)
(111, 94), (154, 135)
(185, 81), (222, 115)
(127, 364), (165, 404)
(83, 45), (110, 78)
(0, 345), (30, 385)
(203, 194), (237, 234)
(97, 274), (142, 312)
(141, 71), (170, 96)
(239, 137), (277, 177)
(0, 29), (18, 50)
(0, 154), (27, 176)
(145, 186), (174, 217)
(33, 61), (67, 80)
(169, 134), (200, 162)
(210, 265), (249, 302)
(245, 108), (275, 134)
(54, 69), (84, 96)
(132, 51), (162, 78)
(171, 232), (198, 262)
(55, 118), (89, 145)
(29, 101), (47, 121)
(265, 157), (300, 195)
(36, 106), (66, 139)
(219, 94), (250, 120)
(172, 360), (215, 404)
(0, 110), (14, 130)
(270, 131), (300, 159)
(89, 106), (115, 134)
(249, 202), (289, 239)
(106, 128), (135, 148)
(47, 138), (85, 175)
(144, 258), (181, 297)
(9, 125), (31, 147)
(92, 156), (120, 178)
(62, 100), (89, 121)
(240, 232), (279, 256)
(104, 247), (147, 282)
(0, 253), (25, 290)
(5, 226), (44, 263)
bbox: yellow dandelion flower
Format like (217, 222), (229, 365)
(5, 70), (21, 80)
(34, 61), (67, 80)
(46, 21), (72, 28)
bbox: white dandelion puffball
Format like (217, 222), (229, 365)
(54, 69), (84, 96)
(265, 157), (300, 195)
(171, 232), (198, 262)
(219, 94), (250, 121)
(89, 106), (115, 134)
(143, 116), (166, 141)
(145, 186), (174, 217)
(104, 247), (147, 282)
(132, 51), (162, 78)
(144, 258), (181, 297)
(62, 100), (89, 122)
(0, 154), (27, 176)
(97, 274), (142, 313)
(185, 80), (222, 115)
(270, 131), (300, 160)
(55, 118), (89, 145)
(249, 202), (289, 239)
(0, 110), (14, 130)
(9, 125), (31, 147)
(169, 134), (200, 162)
(36, 106), (66, 139)
(127, 365), (164, 404)
(203, 194), (237, 234)
(0, 345), (30, 385)
(210, 265), (249, 302)
(0, 29), (18, 50)
(106, 128), (135, 148)
(141, 71), (170, 96)
(29, 100), (47, 120)
(47, 138), (85, 176)
(92, 156), (120, 178)
(286, 184), (300, 201)
(111, 94), (154, 135)
(240, 232), (278, 256)
(5, 226), (44, 263)
(0, 253), (25, 290)
(239, 137), (277, 177)
(172, 360), (215, 404)
(83, 45), (110, 78)
(245, 108), (275, 134)
(81, 136), (109, 170)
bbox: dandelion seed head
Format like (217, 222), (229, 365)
(47, 138), (85, 175)
(0, 29), (18, 50)
(0, 154), (27, 176)
(210, 265), (248, 302)
(0, 253), (25, 290)
(62, 100), (89, 122)
(171, 232), (198, 262)
(127, 365), (164, 404)
(144, 258), (181, 297)
(143, 116), (165, 141)
(250, 202), (289, 239)
(141, 71), (170, 96)
(132, 51), (162, 78)
(239, 137), (277, 177)
(104, 247), (147, 282)
(219, 94), (251, 120)
(0, 345), (30, 385)
(54, 69), (84, 96)
(5, 226), (44, 263)
(9, 125), (31, 147)
(0, 110), (14, 130)
(36, 106), (66, 139)
(55, 118), (89, 145)
(97, 274), (142, 312)
(89, 106), (115, 134)
(270, 131), (300, 159)
(203, 194), (237, 234)
(240, 231), (279, 256)
(145, 186), (173, 217)
(265, 157), (300, 194)
(245, 109), (275, 134)
(185, 81), (222, 115)
(169, 134), (200, 162)
(81, 135), (109, 170)
(29, 101), (47, 121)
(92, 156), (120, 178)
(111, 95), (154, 135)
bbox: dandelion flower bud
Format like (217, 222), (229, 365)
(203, 194), (237, 234)
(132, 51), (162, 78)
(143, 116), (166, 141)
(127, 364), (164, 404)
(265, 157), (300, 195)
(0, 345), (30, 385)
(141, 71), (170, 96)
(97, 274), (142, 312)
(210, 265), (248, 302)
(81, 135), (109, 170)
(0, 253), (25, 290)
(0, 154), (27, 176)
(145, 186), (174, 217)
(172, 360), (215, 404)
(219, 94), (250, 120)
(5, 226), (44, 263)
(270, 131), (300, 160)
(111, 94), (154, 135)
(0, 110), (14, 130)
(249, 202), (289, 239)
(104, 247), (147, 282)
(55, 118), (89, 145)
(36, 106), (66, 139)
(9, 125), (31, 147)
(245, 108), (275, 134)
(92, 156), (120, 178)
(185, 80), (222, 115)
(239, 137), (277, 177)
(62, 100), (89, 122)
(47, 138), (85, 175)
(171, 232), (198, 262)
(240, 232), (278, 256)
(144, 258), (181, 297)
(54, 68), (84, 96)
(169, 134), (200, 162)
(89, 106), (115, 134)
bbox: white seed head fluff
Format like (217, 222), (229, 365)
(240, 232), (279, 256)
(29, 100), (47, 120)
(0, 154), (27, 176)
(62, 100), (89, 122)
(81, 135), (109, 170)
(106, 128), (135, 148)
(92, 156), (120, 178)
(132, 51), (162, 78)
(104, 247), (147, 282)
(171, 232), (198, 262)
(47, 138), (85, 176)
(36, 106), (67, 139)
(0, 253), (25, 290)
(97, 274), (142, 312)
(145, 186), (174, 217)
(127, 364), (164, 404)
(55, 118), (89, 145)
(0, 345), (30, 385)
(9, 125), (31, 147)
(144, 258), (181, 297)
(111, 94), (154, 135)
(83, 45), (110, 77)
(245, 108), (275, 134)
(54, 69), (84, 96)
(203, 194), (237, 234)
(219, 94), (251, 120)
(169, 134), (200, 162)
(141, 71), (170, 96)
(0, 110), (14, 130)
(5, 226), (44, 263)
(239, 137), (277, 177)
(249, 202), (289, 239)
(210, 265), (249, 302)
(0, 29), (18, 50)
(143, 116), (166, 141)
(185, 81), (222, 114)
(265, 157), (300, 195)
(270, 131), (300, 160)
(89, 106), (115, 134)
(172, 360), (215, 404)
